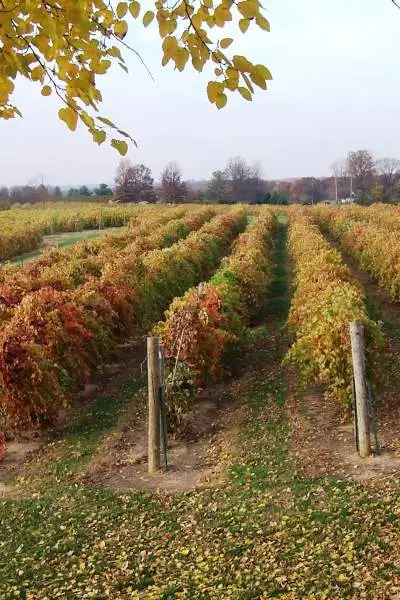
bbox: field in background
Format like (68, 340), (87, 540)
(0, 201), (142, 262)
(9, 226), (127, 265)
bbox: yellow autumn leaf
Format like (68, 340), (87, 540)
(239, 18), (250, 33)
(116, 2), (128, 18)
(129, 0), (140, 18)
(238, 86), (252, 101)
(58, 106), (78, 131)
(207, 81), (223, 103)
(250, 72), (267, 89)
(31, 66), (45, 81)
(80, 111), (95, 128)
(255, 64), (272, 80)
(107, 46), (122, 59)
(143, 11), (154, 27)
(233, 55), (252, 72)
(256, 14), (270, 31)
(114, 20), (128, 38)
(220, 37), (233, 49)
(98, 540), (106, 549)
(41, 85), (52, 96)
(225, 78), (238, 91)
(215, 92), (227, 109)
(111, 139), (128, 155)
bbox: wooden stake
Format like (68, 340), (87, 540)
(147, 336), (161, 473)
(349, 321), (371, 458)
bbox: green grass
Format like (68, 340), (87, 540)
(0, 216), (400, 598)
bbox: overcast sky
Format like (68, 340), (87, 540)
(1, 0), (399, 186)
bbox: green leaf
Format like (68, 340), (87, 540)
(111, 139), (128, 155)
(238, 86), (252, 101)
(255, 64), (272, 80)
(93, 129), (107, 145)
(98, 116), (116, 127)
(143, 10), (154, 26)
(239, 18), (250, 33)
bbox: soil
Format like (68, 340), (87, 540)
(288, 385), (400, 482)
(82, 384), (249, 494)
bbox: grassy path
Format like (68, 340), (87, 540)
(8, 226), (126, 265)
(0, 218), (400, 598)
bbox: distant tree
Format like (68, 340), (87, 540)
(371, 183), (385, 203)
(266, 191), (289, 205)
(355, 193), (373, 206)
(186, 189), (207, 203)
(160, 162), (187, 204)
(0, 186), (9, 201)
(225, 156), (264, 204)
(9, 185), (45, 204)
(206, 170), (229, 203)
(375, 158), (400, 201)
(78, 185), (92, 196)
(331, 160), (348, 202)
(346, 150), (375, 195)
(94, 183), (113, 197)
(67, 187), (79, 197)
(53, 186), (63, 197)
(114, 160), (155, 203)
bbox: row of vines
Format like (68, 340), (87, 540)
(156, 208), (274, 422)
(0, 207), (247, 436)
(312, 205), (400, 301)
(285, 208), (383, 404)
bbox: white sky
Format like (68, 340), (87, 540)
(0, 0), (399, 186)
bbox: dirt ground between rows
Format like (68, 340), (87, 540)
(286, 230), (400, 484)
(84, 388), (249, 494)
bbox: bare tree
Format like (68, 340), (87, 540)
(114, 160), (155, 203)
(331, 159), (348, 202)
(346, 150), (375, 196)
(160, 162), (187, 204)
(225, 156), (264, 204)
(375, 158), (400, 200)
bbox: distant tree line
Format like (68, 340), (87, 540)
(0, 183), (113, 207)
(112, 156), (287, 205)
(270, 150), (400, 205)
(3, 149), (399, 208)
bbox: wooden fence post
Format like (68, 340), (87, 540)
(147, 336), (161, 473)
(349, 321), (371, 458)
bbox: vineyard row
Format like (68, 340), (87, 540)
(312, 205), (400, 302)
(286, 208), (383, 404)
(0, 208), (247, 431)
